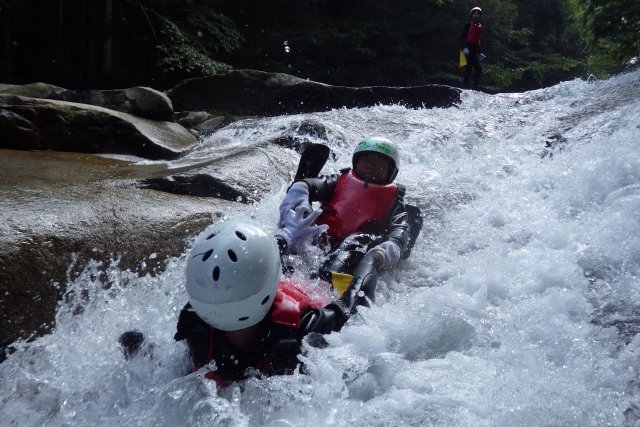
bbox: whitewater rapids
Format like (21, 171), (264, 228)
(2, 70), (639, 426)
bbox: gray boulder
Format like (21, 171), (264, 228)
(0, 83), (174, 122)
(0, 82), (67, 99)
(0, 94), (195, 160)
(166, 69), (461, 116)
(0, 135), (306, 361)
(54, 86), (175, 122)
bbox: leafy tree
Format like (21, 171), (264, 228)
(1, 0), (636, 91)
(214, 0), (587, 90)
(124, 0), (242, 86)
(486, 0), (585, 90)
(570, 0), (640, 75)
(0, 0), (241, 88)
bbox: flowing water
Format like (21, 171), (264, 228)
(2, 70), (640, 426)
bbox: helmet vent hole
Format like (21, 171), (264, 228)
(238, 316), (249, 321)
(261, 295), (270, 305)
(202, 249), (213, 262)
(205, 231), (218, 240)
(235, 231), (247, 240)
(212, 266), (220, 281)
(228, 250), (237, 262)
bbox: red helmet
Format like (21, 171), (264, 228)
(469, 6), (482, 17)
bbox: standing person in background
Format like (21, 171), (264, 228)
(460, 6), (484, 89)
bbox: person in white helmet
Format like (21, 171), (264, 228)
(277, 137), (420, 288)
(460, 6), (484, 89)
(171, 219), (375, 386)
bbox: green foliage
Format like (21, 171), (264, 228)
(148, 0), (243, 54)
(569, 0), (639, 76)
(155, 16), (232, 77)
(212, 0), (595, 90)
(472, 0), (588, 90)
(132, 1), (242, 83)
(2, 0), (636, 91)
(0, 0), (23, 11)
(482, 54), (584, 91)
(586, 0), (640, 58)
(586, 48), (626, 78)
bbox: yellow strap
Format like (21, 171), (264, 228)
(459, 50), (467, 68)
(331, 272), (353, 297)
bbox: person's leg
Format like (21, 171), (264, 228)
(473, 59), (482, 89)
(468, 45), (482, 89)
(463, 63), (471, 87)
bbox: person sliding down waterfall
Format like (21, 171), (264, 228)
(277, 137), (418, 297)
(167, 219), (379, 387)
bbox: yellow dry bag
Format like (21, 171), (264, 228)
(459, 50), (467, 70)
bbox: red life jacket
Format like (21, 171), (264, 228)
(200, 279), (324, 385)
(466, 21), (483, 45)
(270, 279), (325, 327)
(317, 170), (398, 246)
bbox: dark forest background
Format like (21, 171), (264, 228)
(0, 0), (638, 92)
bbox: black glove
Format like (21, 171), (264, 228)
(119, 330), (144, 359)
(338, 249), (384, 314)
(301, 301), (349, 335)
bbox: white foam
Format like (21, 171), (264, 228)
(2, 70), (639, 426)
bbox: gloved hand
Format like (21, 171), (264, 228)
(278, 182), (311, 227)
(367, 241), (401, 270)
(275, 205), (328, 253)
(300, 301), (349, 335)
(462, 47), (469, 56)
(338, 249), (384, 315)
(480, 53), (486, 61)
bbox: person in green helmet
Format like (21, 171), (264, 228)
(276, 137), (419, 304)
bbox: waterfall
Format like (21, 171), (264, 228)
(2, 70), (639, 426)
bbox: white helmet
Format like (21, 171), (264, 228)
(186, 221), (281, 331)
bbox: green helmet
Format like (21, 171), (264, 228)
(352, 136), (400, 182)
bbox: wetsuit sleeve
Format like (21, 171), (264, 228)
(384, 185), (411, 256)
(299, 305), (344, 336)
(299, 248), (386, 346)
(174, 303), (213, 371)
(460, 22), (470, 50)
(301, 172), (342, 203)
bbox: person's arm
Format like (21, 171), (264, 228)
(301, 172), (341, 202)
(384, 201), (410, 255)
(277, 172), (340, 227)
(278, 181), (311, 228)
(299, 249), (384, 337)
(274, 206), (328, 254)
(174, 303), (213, 371)
(372, 185), (410, 267)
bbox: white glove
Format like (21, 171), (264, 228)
(462, 47), (469, 55)
(278, 182), (311, 227)
(480, 53), (486, 61)
(367, 241), (401, 270)
(276, 205), (328, 253)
